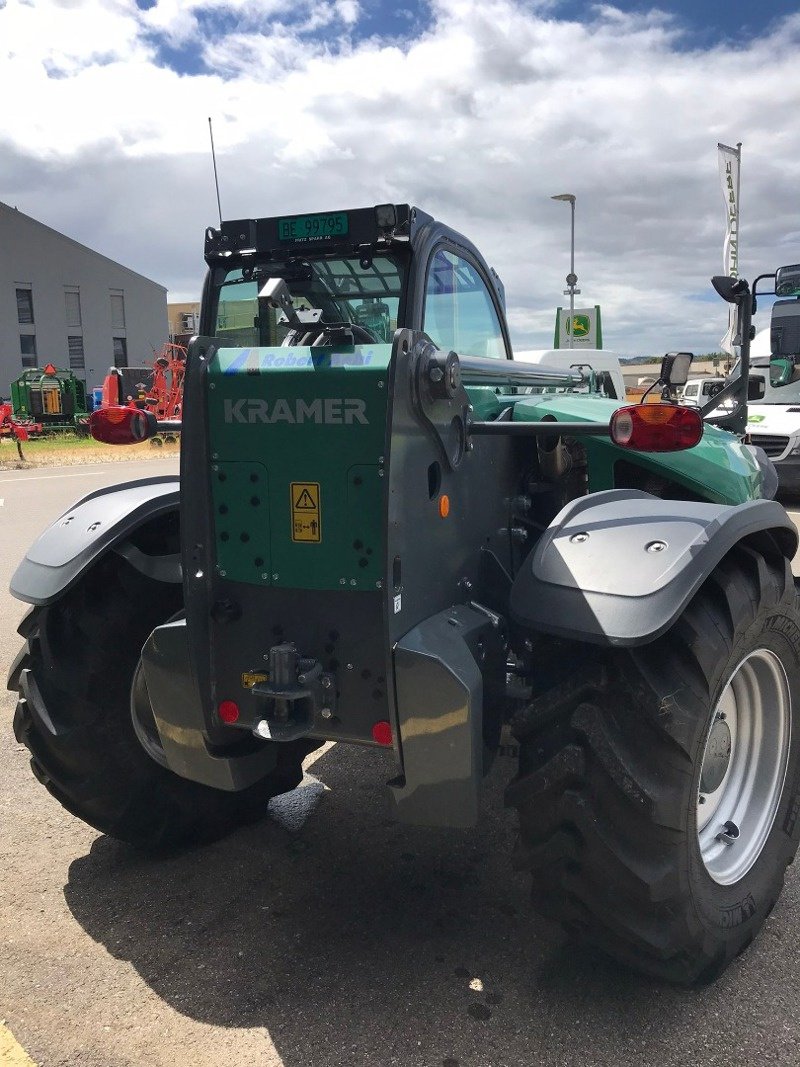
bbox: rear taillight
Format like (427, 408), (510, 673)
(89, 406), (156, 444)
(610, 404), (703, 452)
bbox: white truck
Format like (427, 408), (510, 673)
(725, 276), (800, 494)
(513, 348), (626, 401)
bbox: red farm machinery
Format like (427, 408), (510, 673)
(100, 343), (186, 445)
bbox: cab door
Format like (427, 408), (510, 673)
(421, 246), (512, 361)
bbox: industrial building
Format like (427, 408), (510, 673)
(0, 201), (168, 397)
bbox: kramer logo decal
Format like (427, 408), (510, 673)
(224, 398), (368, 425)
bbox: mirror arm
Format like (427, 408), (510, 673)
(733, 282), (753, 437)
(704, 401), (748, 431)
(698, 377), (746, 417)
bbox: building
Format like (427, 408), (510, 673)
(0, 201), (168, 397)
(167, 301), (201, 347)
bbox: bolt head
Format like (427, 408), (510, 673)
(570, 532), (589, 544)
(646, 540), (668, 553)
(321, 707), (333, 719)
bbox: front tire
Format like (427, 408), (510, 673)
(507, 544), (800, 984)
(8, 548), (311, 849)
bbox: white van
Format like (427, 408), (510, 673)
(680, 377), (727, 407)
(728, 339), (800, 492)
(513, 349), (626, 401)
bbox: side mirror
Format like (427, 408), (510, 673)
(659, 351), (693, 388)
(770, 359), (795, 387)
(712, 275), (748, 303)
(748, 375), (766, 401)
(776, 264), (800, 297)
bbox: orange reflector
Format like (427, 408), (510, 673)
(439, 494), (450, 518)
(372, 720), (392, 746)
(218, 700), (240, 724)
(609, 403), (703, 452)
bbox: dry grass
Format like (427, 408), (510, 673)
(0, 434), (180, 471)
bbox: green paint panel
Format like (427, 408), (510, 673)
(512, 394), (763, 505)
(211, 461), (271, 582)
(207, 344), (391, 591)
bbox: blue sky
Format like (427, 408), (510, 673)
(2, 0), (799, 356)
(139, 0), (800, 76)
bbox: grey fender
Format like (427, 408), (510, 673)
(510, 489), (798, 647)
(10, 476), (180, 606)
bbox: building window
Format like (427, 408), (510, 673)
(113, 336), (128, 367)
(110, 289), (126, 329)
(20, 333), (37, 368)
(65, 289), (82, 328)
(16, 288), (34, 324)
(68, 335), (85, 370)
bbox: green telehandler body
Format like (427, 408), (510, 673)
(9, 204), (800, 984)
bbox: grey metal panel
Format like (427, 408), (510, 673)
(10, 476), (180, 605)
(141, 618), (279, 790)
(511, 489), (797, 647)
(389, 605), (489, 828)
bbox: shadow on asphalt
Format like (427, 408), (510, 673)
(63, 743), (757, 1066)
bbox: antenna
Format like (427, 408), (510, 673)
(208, 117), (223, 226)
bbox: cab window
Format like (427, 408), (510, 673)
(423, 249), (507, 358)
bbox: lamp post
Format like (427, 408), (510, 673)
(551, 193), (579, 349)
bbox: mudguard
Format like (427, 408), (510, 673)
(510, 489), (797, 647)
(10, 476), (180, 606)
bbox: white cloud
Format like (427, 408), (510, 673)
(1, 0), (800, 355)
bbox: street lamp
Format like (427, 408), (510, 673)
(551, 193), (579, 349)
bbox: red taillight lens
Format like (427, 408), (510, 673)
(371, 721), (393, 746)
(89, 406), (156, 444)
(610, 404), (703, 452)
(218, 700), (240, 724)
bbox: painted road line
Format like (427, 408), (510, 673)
(0, 470), (154, 485)
(0, 1023), (38, 1066)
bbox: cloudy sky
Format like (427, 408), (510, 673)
(1, 0), (799, 356)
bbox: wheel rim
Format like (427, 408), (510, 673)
(697, 649), (791, 885)
(130, 659), (170, 769)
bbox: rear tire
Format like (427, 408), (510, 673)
(506, 544), (800, 984)
(9, 549), (311, 849)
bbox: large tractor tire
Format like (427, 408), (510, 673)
(507, 544), (800, 984)
(8, 549), (311, 849)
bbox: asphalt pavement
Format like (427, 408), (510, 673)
(2, 462), (800, 1067)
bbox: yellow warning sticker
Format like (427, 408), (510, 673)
(290, 481), (322, 543)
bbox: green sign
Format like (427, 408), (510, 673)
(277, 213), (349, 242)
(569, 314), (590, 337)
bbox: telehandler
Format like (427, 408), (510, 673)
(9, 204), (800, 983)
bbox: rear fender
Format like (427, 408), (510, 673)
(510, 489), (797, 647)
(10, 476), (180, 606)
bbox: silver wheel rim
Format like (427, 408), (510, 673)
(698, 649), (791, 885)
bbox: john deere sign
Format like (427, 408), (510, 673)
(554, 305), (602, 348)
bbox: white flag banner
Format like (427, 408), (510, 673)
(718, 142), (741, 355)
